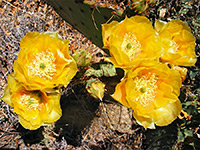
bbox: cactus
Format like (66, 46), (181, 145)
(46, 0), (124, 48)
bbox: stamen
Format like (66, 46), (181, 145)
(20, 92), (42, 111)
(121, 32), (141, 60)
(27, 50), (56, 80)
(133, 73), (158, 106)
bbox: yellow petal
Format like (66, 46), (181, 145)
(133, 111), (155, 129)
(168, 20), (191, 32)
(20, 32), (41, 50)
(112, 79), (130, 108)
(155, 92), (177, 108)
(154, 100), (182, 126)
(174, 30), (195, 43)
(102, 21), (119, 48)
(1, 73), (24, 107)
(18, 115), (42, 130)
(157, 82), (178, 99)
(129, 15), (152, 26)
(109, 45), (131, 67)
(45, 92), (62, 123)
(171, 65), (188, 81)
(154, 19), (167, 32)
(1, 86), (13, 107)
(46, 109), (62, 123)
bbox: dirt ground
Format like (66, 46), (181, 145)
(0, 0), (199, 149)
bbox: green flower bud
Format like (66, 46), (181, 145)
(72, 49), (92, 67)
(86, 78), (105, 101)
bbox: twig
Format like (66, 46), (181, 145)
(2, 0), (21, 10)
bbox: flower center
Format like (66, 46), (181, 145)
(27, 50), (56, 80)
(168, 40), (179, 53)
(20, 91), (43, 111)
(121, 32), (141, 60)
(133, 73), (158, 106)
(40, 62), (46, 69)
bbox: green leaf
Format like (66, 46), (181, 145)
(184, 4), (192, 9)
(189, 71), (198, 79)
(183, 101), (193, 107)
(184, 129), (193, 138)
(177, 127), (184, 142)
(192, 21), (200, 27)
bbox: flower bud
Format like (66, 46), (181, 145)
(72, 49), (92, 67)
(86, 78), (105, 101)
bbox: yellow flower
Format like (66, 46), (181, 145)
(1, 73), (62, 130)
(155, 20), (197, 66)
(102, 16), (161, 69)
(13, 32), (77, 91)
(112, 61), (182, 129)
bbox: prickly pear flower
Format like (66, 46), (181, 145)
(1, 73), (62, 130)
(102, 16), (161, 69)
(13, 32), (77, 91)
(112, 61), (182, 129)
(155, 20), (197, 66)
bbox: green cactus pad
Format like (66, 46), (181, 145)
(46, 0), (123, 48)
(85, 67), (104, 78)
(84, 62), (116, 78)
(100, 63), (116, 77)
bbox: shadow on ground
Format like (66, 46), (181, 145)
(145, 121), (178, 150)
(16, 125), (44, 145)
(55, 84), (100, 147)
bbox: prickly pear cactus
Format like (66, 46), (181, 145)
(46, 0), (124, 48)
